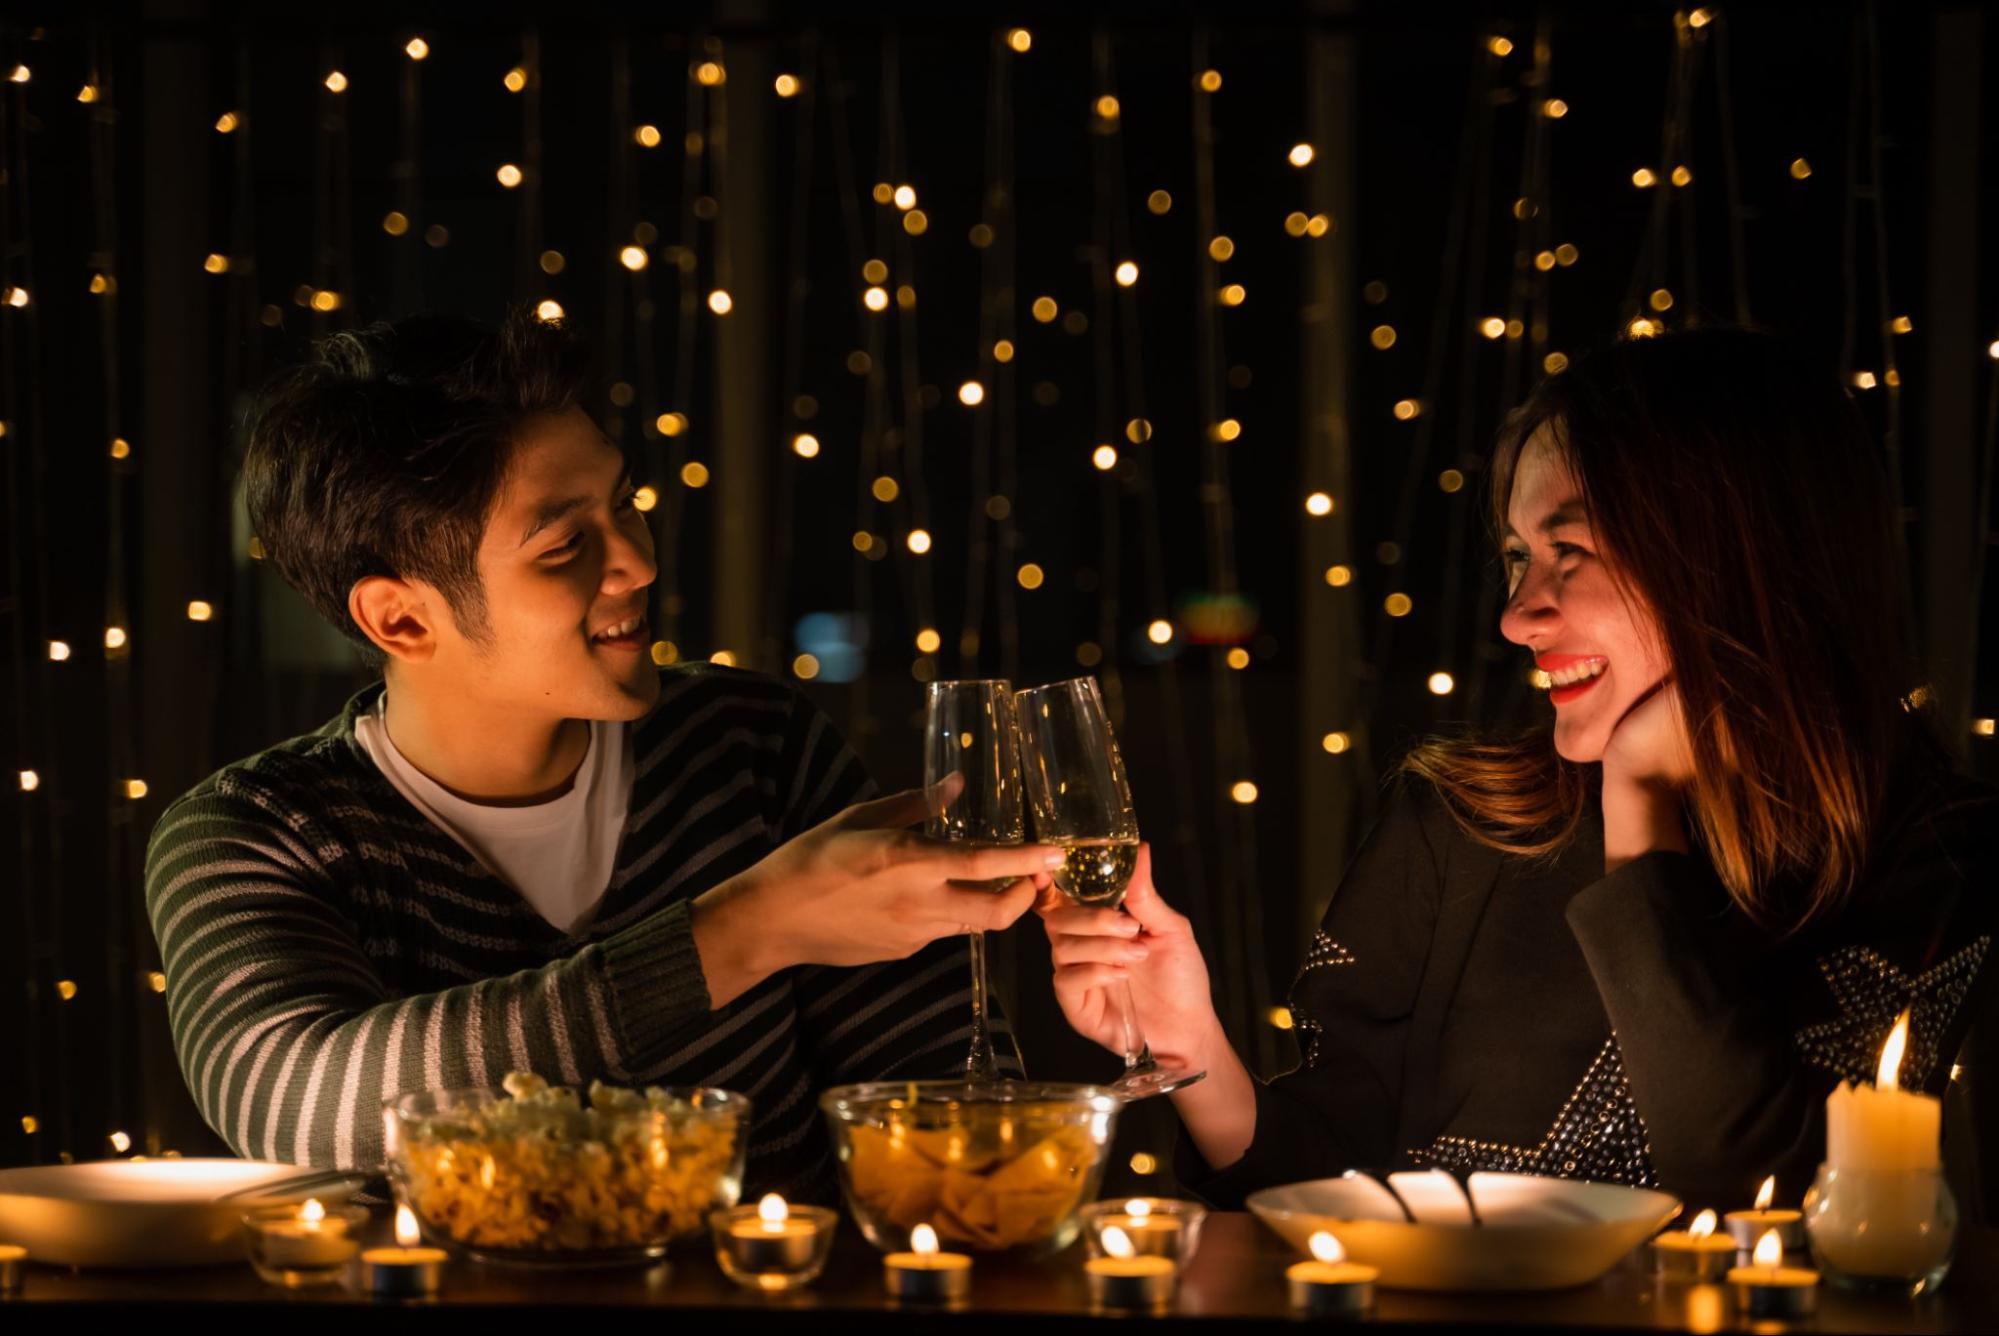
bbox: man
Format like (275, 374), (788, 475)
(144, 307), (1056, 1198)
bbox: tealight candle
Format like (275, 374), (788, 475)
(1728, 1228), (1819, 1317)
(0, 1243), (25, 1295)
(242, 1197), (367, 1287)
(1651, 1208), (1736, 1282)
(359, 1205), (447, 1298)
(712, 1194), (837, 1292)
(1724, 1175), (1804, 1253)
(1286, 1231), (1377, 1317)
(883, 1224), (972, 1305)
(1080, 1197), (1207, 1266)
(1085, 1226), (1177, 1313)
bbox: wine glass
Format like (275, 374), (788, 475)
(1013, 677), (1205, 1100)
(923, 679), (1027, 1083)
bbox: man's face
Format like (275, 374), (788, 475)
(427, 406), (661, 722)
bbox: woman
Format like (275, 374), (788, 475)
(1039, 327), (1998, 1216)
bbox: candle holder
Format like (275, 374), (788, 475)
(1802, 1161), (1956, 1296)
(1079, 1198), (1207, 1267)
(0, 1243), (25, 1295)
(240, 1202), (367, 1288)
(710, 1201), (837, 1292)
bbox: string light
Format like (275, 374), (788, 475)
(707, 290), (733, 315)
(651, 641), (679, 666)
(6, 64), (28, 83)
(1219, 284), (1246, 306)
(214, 110), (239, 133)
(4, 286), (31, 308)
(148, 970), (166, 993)
(695, 61), (726, 87)
(968, 223), (993, 248)
(1214, 418), (1242, 441)
(993, 339), (1015, 363)
(20, 1115), (37, 1134)
(1147, 620), (1174, 645)
(105, 626), (128, 650)
(382, 211), (410, 236)
(907, 530), (933, 555)
(1890, 315), (1913, 334)
(1535, 250), (1557, 271)
(959, 380), (986, 406)
(535, 299), (564, 323)
(1006, 28), (1033, 53)
(497, 163), (523, 188)
(1076, 642), (1103, 667)
(872, 476), (900, 503)
(633, 486), (658, 512)
(619, 245), (648, 272)
(1230, 780), (1259, 804)
(1323, 565), (1352, 587)
(1544, 351), (1570, 373)
(635, 124), (661, 148)
(1384, 593), (1413, 617)
(1146, 190), (1172, 214)
(1369, 324), (1396, 349)
(323, 71), (348, 94)
(1790, 157), (1813, 180)
(1671, 165), (1694, 187)
(18, 770), (37, 792)
(1688, 7), (1714, 27)
(1284, 211), (1309, 237)
(1095, 94), (1120, 121)
(893, 184), (918, 210)
(1650, 288), (1675, 311)
(872, 183), (894, 204)
(773, 73), (800, 98)
(1480, 316), (1506, 339)
(657, 412), (688, 436)
(853, 532), (875, 553)
(863, 286), (889, 312)
(55, 980), (76, 1000)
(793, 654), (820, 680)
(1988, 340), (1999, 360)
(1393, 398), (1422, 420)
(1093, 444), (1118, 470)
(1268, 1006), (1294, 1029)
(1305, 492), (1334, 516)
(503, 65), (528, 93)
(710, 650), (736, 665)
(681, 461), (711, 488)
(1226, 648), (1251, 669)
(539, 249), (565, 275)
(1632, 167), (1658, 188)
(48, 641), (69, 661)
(1126, 418), (1153, 443)
(1428, 672), (1455, 695)
(1199, 69), (1222, 92)
(1129, 1152), (1158, 1173)
(1305, 214), (1331, 237)
(1975, 718), (1996, 736)
(186, 601), (213, 621)
(125, 779), (148, 799)
(404, 37), (430, 61)
(1438, 469), (1464, 493)
(1853, 370), (1878, 389)
(1288, 142), (1315, 167)
(1542, 98), (1569, 119)
(1488, 35), (1515, 56)
(77, 81), (100, 103)
(1627, 317), (1659, 338)
(109, 437), (131, 459)
(902, 209), (928, 236)
(915, 628), (942, 654)
(793, 433), (820, 458)
(1115, 260), (1139, 287)
(1555, 243), (1578, 265)
(1032, 296), (1059, 322)
(1017, 563), (1045, 590)
(1208, 236), (1235, 261)
(1322, 731), (1351, 753)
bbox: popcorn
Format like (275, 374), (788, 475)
(394, 1072), (741, 1253)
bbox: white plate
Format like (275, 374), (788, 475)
(1249, 1170), (1681, 1291)
(0, 1159), (370, 1268)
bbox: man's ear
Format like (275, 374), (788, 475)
(350, 575), (439, 664)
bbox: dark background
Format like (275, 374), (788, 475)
(3, 0), (1995, 1195)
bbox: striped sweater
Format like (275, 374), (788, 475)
(144, 663), (1015, 1201)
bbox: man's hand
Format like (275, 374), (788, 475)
(690, 777), (1063, 1008)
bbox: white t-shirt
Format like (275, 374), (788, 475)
(355, 693), (635, 935)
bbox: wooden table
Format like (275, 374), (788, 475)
(5, 1212), (1994, 1332)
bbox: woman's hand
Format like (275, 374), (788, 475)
(1035, 844), (1223, 1071)
(1599, 674), (1695, 870)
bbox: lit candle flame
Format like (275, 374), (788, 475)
(1753, 1229), (1782, 1269)
(395, 1203), (420, 1248)
(1688, 1209), (1717, 1239)
(1125, 1198), (1152, 1218)
(758, 1193), (788, 1227)
(1754, 1175), (1775, 1211)
(1877, 1007), (1911, 1092)
(1309, 1231), (1345, 1264)
(300, 1197), (325, 1225)
(1101, 1225), (1135, 1260)
(910, 1223), (939, 1257)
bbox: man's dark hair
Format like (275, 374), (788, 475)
(243, 306), (599, 670)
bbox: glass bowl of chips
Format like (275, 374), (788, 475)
(385, 1072), (750, 1267)
(820, 1080), (1122, 1256)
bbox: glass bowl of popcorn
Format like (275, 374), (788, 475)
(820, 1080), (1122, 1256)
(384, 1072), (751, 1267)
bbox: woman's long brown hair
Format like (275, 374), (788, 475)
(1402, 327), (1948, 936)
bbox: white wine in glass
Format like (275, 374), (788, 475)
(1014, 677), (1204, 1100)
(923, 679), (1026, 1084)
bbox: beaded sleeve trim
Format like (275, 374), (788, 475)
(1289, 930), (1356, 1067)
(1407, 1036), (1657, 1188)
(1793, 936), (1990, 1089)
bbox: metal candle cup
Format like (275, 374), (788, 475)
(1286, 1231), (1377, 1317)
(1085, 1224), (1177, 1312)
(1728, 1229), (1819, 1318)
(360, 1205), (446, 1298)
(1726, 1175), (1804, 1253)
(1652, 1209), (1736, 1283)
(241, 1199), (366, 1287)
(712, 1195), (836, 1292)
(882, 1225), (972, 1305)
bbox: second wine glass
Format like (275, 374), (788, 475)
(923, 679), (1027, 1084)
(1014, 676), (1205, 1100)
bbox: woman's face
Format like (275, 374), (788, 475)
(1498, 425), (1671, 763)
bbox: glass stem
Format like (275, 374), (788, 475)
(965, 930), (1000, 1081)
(1111, 977), (1156, 1073)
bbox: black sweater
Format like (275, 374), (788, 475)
(1186, 751), (1999, 1220)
